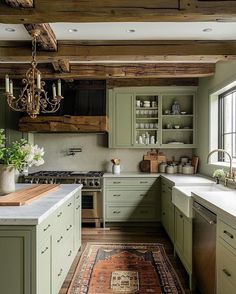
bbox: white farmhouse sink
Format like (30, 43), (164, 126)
(172, 184), (230, 218)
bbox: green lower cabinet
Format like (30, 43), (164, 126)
(104, 177), (161, 223)
(174, 207), (192, 288)
(161, 180), (174, 243)
(0, 191), (82, 294)
(0, 229), (32, 294)
(37, 237), (51, 294)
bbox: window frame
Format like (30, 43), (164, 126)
(218, 85), (236, 162)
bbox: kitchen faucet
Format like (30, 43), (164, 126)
(207, 149), (234, 186)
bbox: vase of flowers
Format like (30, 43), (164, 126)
(0, 129), (45, 196)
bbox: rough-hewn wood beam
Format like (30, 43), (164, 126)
(5, 0), (33, 8)
(0, 63), (215, 79)
(1, 0), (236, 23)
(107, 78), (198, 88)
(24, 23), (57, 51)
(0, 40), (236, 63)
(52, 60), (70, 73)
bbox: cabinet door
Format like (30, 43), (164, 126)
(183, 216), (192, 269)
(0, 230), (31, 294)
(167, 202), (175, 243)
(74, 193), (81, 250)
(37, 237), (51, 294)
(112, 92), (134, 147)
(175, 208), (184, 253)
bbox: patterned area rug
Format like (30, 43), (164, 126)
(68, 243), (185, 294)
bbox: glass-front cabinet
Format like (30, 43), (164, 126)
(108, 87), (196, 148)
(134, 94), (160, 147)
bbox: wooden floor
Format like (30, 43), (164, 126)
(60, 224), (192, 294)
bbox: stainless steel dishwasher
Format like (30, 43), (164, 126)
(193, 201), (217, 294)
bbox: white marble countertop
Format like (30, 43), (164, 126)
(0, 184), (82, 226)
(104, 172), (213, 185)
(192, 190), (236, 224)
(103, 172), (160, 178)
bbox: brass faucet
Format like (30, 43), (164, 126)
(207, 149), (234, 186)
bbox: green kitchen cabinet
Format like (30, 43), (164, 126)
(109, 90), (134, 147)
(174, 207), (192, 283)
(0, 189), (82, 294)
(104, 177), (161, 224)
(0, 229), (32, 294)
(161, 178), (175, 243)
(108, 86), (196, 149)
(217, 218), (236, 294)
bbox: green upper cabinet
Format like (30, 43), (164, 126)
(108, 86), (196, 149)
(109, 90), (134, 147)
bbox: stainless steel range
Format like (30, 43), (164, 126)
(24, 171), (104, 227)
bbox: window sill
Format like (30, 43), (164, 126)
(208, 161), (236, 169)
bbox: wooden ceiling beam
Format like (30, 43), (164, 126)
(5, 0), (33, 8)
(52, 59), (70, 73)
(0, 0), (236, 22)
(0, 40), (236, 63)
(24, 23), (57, 51)
(0, 63), (215, 79)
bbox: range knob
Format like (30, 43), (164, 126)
(89, 181), (94, 187)
(34, 178), (39, 184)
(44, 179), (48, 184)
(49, 179), (54, 184)
(76, 179), (81, 184)
(94, 181), (100, 187)
(82, 180), (87, 187)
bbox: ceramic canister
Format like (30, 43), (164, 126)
(159, 162), (167, 173)
(182, 165), (194, 175)
(166, 165), (175, 174)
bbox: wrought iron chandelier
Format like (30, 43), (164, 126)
(5, 29), (63, 119)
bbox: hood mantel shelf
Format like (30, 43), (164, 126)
(18, 115), (108, 133)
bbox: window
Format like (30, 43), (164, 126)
(218, 86), (236, 162)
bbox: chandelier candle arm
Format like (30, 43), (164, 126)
(5, 75), (9, 93)
(4, 29), (64, 119)
(58, 79), (61, 96)
(9, 80), (13, 95)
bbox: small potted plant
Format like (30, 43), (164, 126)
(0, 129), (45, 195)
(213, 169), (226, 184)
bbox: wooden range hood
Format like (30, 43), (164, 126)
(19, 115), (109, 133)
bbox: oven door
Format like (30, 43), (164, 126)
(82, 190), (102, 222)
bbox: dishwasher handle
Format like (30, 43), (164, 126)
(193, 205), (216, 225)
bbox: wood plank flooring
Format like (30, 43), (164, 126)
(59, 224), (192, 294)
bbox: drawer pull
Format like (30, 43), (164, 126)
(113, 181), (121, 184)
(162, 212), (166, 216)
(41, 246), (49, 254)
(66, 224), (73, 231)
(223, 230), (234, 239)
(43, 224), (51, 232)
(76, 204), (80, 210)
(140, 181), (148, 184)
(179, 214), (183, 218)
(67, 202), (72, 207)
(76, 195), (80, 199)
(162, 190), (166, 193)
(139, 194), (145, 197)
(140, 210), (148, 214)
(113, 211), (121, 214)
(168, 186), (172, 191)
(68, 250), (72, 257)
(57, 236), (63, 243)
(113, 194), (121, 197)
(57, 212), (63, 218)
(222, 269), (231, 277)
(58, 268), (63, 277)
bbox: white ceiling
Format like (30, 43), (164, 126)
(1, 22), (236, 41)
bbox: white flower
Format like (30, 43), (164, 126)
(34, 158), (44, 166)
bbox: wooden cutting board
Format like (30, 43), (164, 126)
(0, 184), (60, 206)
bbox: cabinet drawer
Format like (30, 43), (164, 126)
(218, 219), (236, 250)
(53, 235), (74, 294)
(105, 178), (157, 187)
(106, 205), (157, 221)
(217, 241), (236, 290)
(37, 213), (54, 243)
(54, 198), (74, 230)
(106, 189), (157, 204)
(37, 238), (51, 294)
